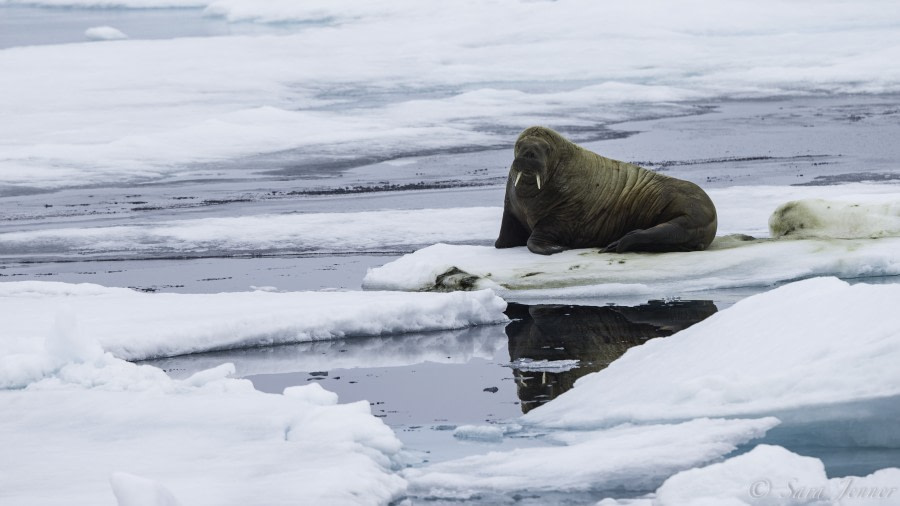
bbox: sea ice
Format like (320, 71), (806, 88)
(3, 1), (900, 190)
(363, 237), (900, 297)
(598, 444), (900, 506)
(0, 343), (407, 505)
(85, 26), (129, 41)
(0, 280), (507, 387)
(405, 417), (779, 499)
(523, 277), (900, 429)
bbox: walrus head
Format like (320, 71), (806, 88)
(510, 126), (567, 192)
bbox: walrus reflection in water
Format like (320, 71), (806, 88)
(496, 126), (718, 254)
(505, 300), (717, 413)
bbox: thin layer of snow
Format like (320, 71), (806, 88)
(405, 417), (779, 499)
(0, 207), (500, 259)
(598, 445), (900, 506)
(362, 237), (900, 297)
(0, 339), (406, 505)
(0, 281), (507, 387)
(85, 26), (129, 41)
(4, 185), (897, 260)
(3, 1), (900, 190)
(522, 277), (900, 429)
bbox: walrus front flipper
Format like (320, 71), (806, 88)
(603, 220), (701, 253)
(495, 205), (530, 248)
(526, 218), (568, 255)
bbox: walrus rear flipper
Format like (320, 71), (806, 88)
(603, 219), (706, 253)
(495, 204), (530, 248)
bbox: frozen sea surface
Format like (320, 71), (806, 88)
(3, 2), (900, 504)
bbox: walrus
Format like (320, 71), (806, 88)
(495, 126), (717, 254)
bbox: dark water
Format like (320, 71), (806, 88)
(504, 300), (719, 412)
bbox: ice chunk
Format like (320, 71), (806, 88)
(0, 281), (507, 385)
(85, 26), (129, 41)
(523, 278), (900, 429)
(452, 424), (506, 442)
(505, 358), (580, 372)
(599, 445), (900, 506)
(405, 417), (778, 499)
(0, 352), (407, 505)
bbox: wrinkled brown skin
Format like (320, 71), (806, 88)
(495, 126), (718, 255)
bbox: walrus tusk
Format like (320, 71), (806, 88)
(536, 174), (541, 190)
(514, 171), (522, 187)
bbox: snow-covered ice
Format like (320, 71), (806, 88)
(405, 417), (779, 499)
(85, 26), (129, 41)
(147, 325), (506, 380)
(0, 340), (407, 505)
(523, 277), (900, 428)
(3, 184), (897, 260)
(0, 280), (507, 387)
(359, 186), (900, 297)
(0, 207), (501, 259)
(363, 237), (900, 297)
(598, 445), (900, 506)
(3, 1), (900, 190)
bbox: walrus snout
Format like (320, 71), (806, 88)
(511, 157), (546, 189)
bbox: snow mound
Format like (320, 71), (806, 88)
(770, 199), (900, 239)
(599, 444), (900, 506)
(85, 26), (129, 41)
(0, 281), (507, 387)
(362, 237), (900, 297)
(405, 417), (778, 499)
(523, 277), (900, 429)
(0, 353), (406, 505)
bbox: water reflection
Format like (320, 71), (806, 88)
(505, 300), (718, 413)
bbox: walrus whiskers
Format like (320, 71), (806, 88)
(514, 171), (522, 187)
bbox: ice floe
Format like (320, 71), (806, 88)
(0, 207), (501, 260)
(0, 281), (507, 387)
(4, 184), (897, 261)
(363, 236), (900, 298)
(85, 26), (129, 41)
(401, 277), (900, 501)
(523, 277), (900, 428)
(598, 444), (900, 506)
(405, 417), (779, 499)
(144, 325), (506, 380)
(3, 1), (900, 190)
(0, 339), (406, 505)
